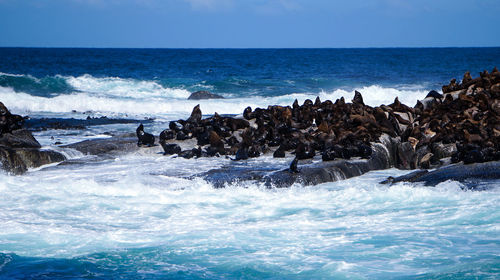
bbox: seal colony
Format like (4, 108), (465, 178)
(151, 68), (500, 172)
(0, 69), (499, 186)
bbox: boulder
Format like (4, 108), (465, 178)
(0, 129), (41, 149)
(0, 147), (65, 175)
(0, 128), (65, 174)
(188, 91), (224, 100)
(0, 103), (66, 174)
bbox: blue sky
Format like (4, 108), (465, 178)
(0, 0), (499, 48)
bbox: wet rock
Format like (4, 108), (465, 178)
(0, 129), (41, 149)
(0, 103), (66, 174)
(381, 161), (500, 187)
(188, 91), (224, 100)
(0, 147), (66, 175)
(63, 134), (139, 156)
(0, 102), (24, 135)
(397, 142), (416, 169)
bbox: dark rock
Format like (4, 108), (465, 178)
(63, 134), (139, 156)
(24, 117), (144, 131)
(188, 91), (224, 100)
(0, 146), (66, 175)
(358, 144), (372, 159)
(381, 161), (500, 187)
(0, 103), (66, 174)
(397, 142), (416, 169)
(0, 102), (24, 135)
(380, 170), (429, 185)
(0, 129), (41, 149)
(463, 149), (483, 164)
(431, 143), (457, 159)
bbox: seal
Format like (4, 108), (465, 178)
(289, 157), (299, 173)
(136, 124), (155, 147)
(425, 90), (443, 99)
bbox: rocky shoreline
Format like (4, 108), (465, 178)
(1, 69), (499, 187)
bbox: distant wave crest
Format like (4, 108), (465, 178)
(0, 79), (429, 119)
(0, 72), (191, 99)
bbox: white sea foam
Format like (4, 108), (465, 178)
(64, 74), (190, 99)
(0, 83), (428, 119)
(0, 156), (498, 278)
(0, 72), (32, 78)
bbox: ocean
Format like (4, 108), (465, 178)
(0, 48), (499, 279)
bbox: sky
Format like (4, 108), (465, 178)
(0, 0), (499, 48)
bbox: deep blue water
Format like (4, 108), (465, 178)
(1, 47), (500, 97)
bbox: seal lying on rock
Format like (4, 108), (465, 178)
(136, 124), (155, 147)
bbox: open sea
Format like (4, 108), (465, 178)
(0, 48), (499, 279)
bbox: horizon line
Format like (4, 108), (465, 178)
(1, 46), (499, 50)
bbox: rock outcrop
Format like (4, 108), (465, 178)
(188, 91), (224, 100)
(0, 102), (66, 174)
(381, 161), (500, 189)
(151, 68), (500, 187)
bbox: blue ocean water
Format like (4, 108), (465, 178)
(0, 48), (499, 279)
(1, 48), (500, 99)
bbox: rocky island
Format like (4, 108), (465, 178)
(1, 69), (500, 187)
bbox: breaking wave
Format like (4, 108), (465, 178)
(0, 73), (429, 118)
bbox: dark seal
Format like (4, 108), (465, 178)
(136, 124), (155, 147)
